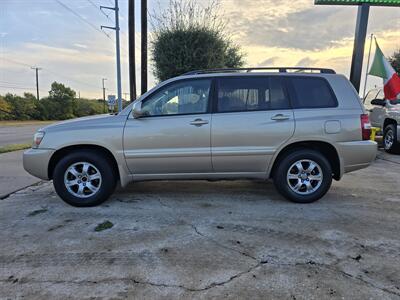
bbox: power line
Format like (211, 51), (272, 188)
(43, 69), (102, 89)
(55, 0), (129, 55)
(55, 0), (114, 42)
(0, 80), (31, 85)
(87, 0), (111, 19)
(1, 57), (102, 89)
(0, 85), (36, 90)
(1, 57), (31, 68)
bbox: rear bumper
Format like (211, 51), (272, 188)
(23, 148), (54, 180)
(337, 140), (377, 175)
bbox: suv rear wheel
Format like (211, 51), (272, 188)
(53, 151), (117, 207)
(274, 149), (332, 203)
(383, 124), (400, 154)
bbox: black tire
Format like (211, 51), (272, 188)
(53, 151), (117, 207)
(273, 149), (332, 203)
(383, 124), (400, 154)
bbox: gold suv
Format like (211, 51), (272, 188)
(24, 68), (377, 207)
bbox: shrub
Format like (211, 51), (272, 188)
(150, 0), (244, 81)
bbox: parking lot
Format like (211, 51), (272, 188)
(0, 151), (399, 299)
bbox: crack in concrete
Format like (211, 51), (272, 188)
(312, 262), (400, 297)
(377, 156), (400, 166)
(0, 181), (44, 200)
(190, 224), (400, 297)
(0, 263), (263, 293)
(191, 224), (258, 261)
(157, 197), (170, 208)
(2, 261), (398, 296)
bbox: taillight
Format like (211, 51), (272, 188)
(360, 114), (371, 140)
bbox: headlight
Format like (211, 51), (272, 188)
(32, 131), (45, 148)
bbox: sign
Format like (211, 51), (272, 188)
(107, 95), (116, 106)
(315, 0), (400, 6)
(107, 95), (116, 111)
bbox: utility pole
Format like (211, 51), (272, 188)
(101, 0), (123, 112)
(349, 3), (370, 93)
(102, 78), (107, 113)
(31, 67), (41, 100)
(128, 0), (137, 101)
(362, 33), (374, 99)
(141, 0), (148, 94)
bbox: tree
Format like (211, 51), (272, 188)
(74, 98), (104, 117)
(150, 0), (244, 81)
(48, 82), (76, 120)
(389, 49), (400, 75)
(4, 93), (36, 120)
(0, 95), (12, 120)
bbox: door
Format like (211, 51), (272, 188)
(211, 76), (295, 173)
(123, 79), (212, 174)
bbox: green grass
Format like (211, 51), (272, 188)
(0, 143), (31, 154)
(94, 220), (114, 232)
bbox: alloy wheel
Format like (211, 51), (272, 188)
(64, 162), (102, 198)
(287, 159), (323, 195)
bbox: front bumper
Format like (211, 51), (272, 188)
(23, 148), (55, 180)
(337, 140), (378, 174)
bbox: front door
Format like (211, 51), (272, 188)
(211, 76), (295, 173)
(123, 79), (212, 174)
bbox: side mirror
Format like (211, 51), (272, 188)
(371, 99), (386, 106)
(132, 101), (144, 118)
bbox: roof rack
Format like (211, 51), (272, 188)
(182, 67), (336, 76)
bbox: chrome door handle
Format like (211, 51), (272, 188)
(190, 119), (209, 126)
(271, 114), (290, 121)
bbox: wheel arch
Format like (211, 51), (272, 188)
(383, 118), (397, 129)
(269, 141), (341, 181)
(48, 144), (120, 182)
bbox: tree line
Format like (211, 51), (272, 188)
(0, 82), (107, 121)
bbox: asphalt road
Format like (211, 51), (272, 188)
(0, 124), (46, 147)
(0, 153), (399, 299)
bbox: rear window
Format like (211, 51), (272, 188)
(216, 76), (290, 112)
(289, 77), (337, 109)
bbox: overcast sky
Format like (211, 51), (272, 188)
(1, 0), (399, 99)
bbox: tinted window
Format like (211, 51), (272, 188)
(290, 77), (337, 108)
(217, 77), (290, 113)
(141, 79), (211, 116)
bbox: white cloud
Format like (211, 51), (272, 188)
(73, 43), (88, 49)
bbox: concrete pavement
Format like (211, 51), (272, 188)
(378, 149), (400, 164)
(0, 150), (41, 199)
(0, 156), (399, 299)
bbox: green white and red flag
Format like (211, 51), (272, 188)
(369, 40), (400, 101)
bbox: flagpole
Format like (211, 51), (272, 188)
(363, 33), (374, 99)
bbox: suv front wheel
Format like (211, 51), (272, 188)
(53, 151), (117, 207)
(274, 149), (332, 203)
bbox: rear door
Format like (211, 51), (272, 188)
(211, 76), (295, 173)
